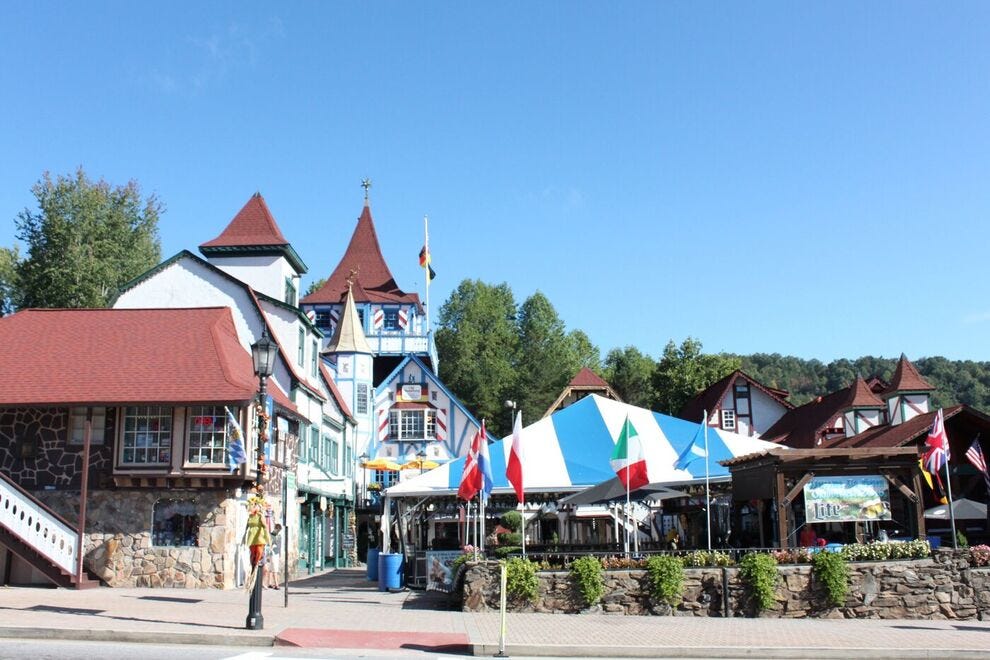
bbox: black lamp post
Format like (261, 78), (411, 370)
(246, 327), (278, 631)
(416, 448), (427, 475)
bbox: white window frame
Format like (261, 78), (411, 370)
(721, 409), (736, 431)
(186, 406), (229, 465)
(388, 409), (437, 441)
(69, 406), (106, 445)
(121, 406), (173, 466)
(356, 383), (369, 415)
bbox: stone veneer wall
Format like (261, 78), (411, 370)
(459, 550), (990, 619)
(36, 489), (240, 589)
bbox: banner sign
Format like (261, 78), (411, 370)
(400, 384), (426, 402)
(804, 476), (892, 523)
(424, 550), (462, 592)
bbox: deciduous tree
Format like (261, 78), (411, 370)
(652, 338), (740, 415)
(12, 168), (162, 308)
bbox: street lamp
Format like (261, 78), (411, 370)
(416, 448), (427, 475)
(505, 400), (517, 431)
(246, 327), (277, 631)
(358, 452), (369, 505)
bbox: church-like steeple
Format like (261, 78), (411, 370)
(882, 354), (934, 426)
(301, 200), (419, 307)
(325, 284), (372, 355)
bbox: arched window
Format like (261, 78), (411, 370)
(152, 499), (199, 547)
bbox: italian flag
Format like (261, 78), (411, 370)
(610, 415), (649, 491)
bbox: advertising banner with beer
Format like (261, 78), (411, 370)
(803, 476), (892, 523)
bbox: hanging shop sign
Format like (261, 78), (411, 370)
(399, 384), (426, 402)
(803, 475), (892, 523)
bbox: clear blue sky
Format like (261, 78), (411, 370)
(2, 3), (988, 362)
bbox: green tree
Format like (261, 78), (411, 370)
(304, 277), (327, 297)
(652, 338), (741, 415)
(0, 246), (19, 315)
(604, 346), (656, 408)
(435, 279), (519, 437)
(515, 292), (579, 425)
(13, 169), (162, 308)
(567, 329), (601, 372)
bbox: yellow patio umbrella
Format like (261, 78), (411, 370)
(361, 457), (402, 471)
(400, 457), (440, 471)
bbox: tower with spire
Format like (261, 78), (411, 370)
(882, 354), (935, 426)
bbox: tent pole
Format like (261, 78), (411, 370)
(704, 409), (712, 552)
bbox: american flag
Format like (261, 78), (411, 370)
(923, 408), (949, 475)
(965, 437), (990, 495)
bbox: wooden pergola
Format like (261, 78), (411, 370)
(722, 446), (926, 549)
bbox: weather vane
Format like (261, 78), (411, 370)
(346, 267), (359, 287)
(361, 178), (372, 200)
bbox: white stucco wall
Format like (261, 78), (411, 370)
(208, 255), (299, 303)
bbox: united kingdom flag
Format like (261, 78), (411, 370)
(923, 408), (950, 475)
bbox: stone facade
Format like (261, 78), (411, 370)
(0, 407), (113, 489)
(459, 550), (990, 620)
(37, 489), (240, 589)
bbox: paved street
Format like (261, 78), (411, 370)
(0, 568), (988, 658)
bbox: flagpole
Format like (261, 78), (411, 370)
(945, 456), (958, 549)
(423, 215), (430, 335)
(704, 410), (711, 552)
(520, 503), (526, 559)
(625, 464), (631, 558)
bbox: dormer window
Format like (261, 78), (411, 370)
(384, 309), (399, 331)
(721, 409), (736, 431)
(285, 277), (297, 306)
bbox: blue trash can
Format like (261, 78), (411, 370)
(378, 552), (404, 591)
(367, 548), (380, 581)
(928, 536), (942, 549)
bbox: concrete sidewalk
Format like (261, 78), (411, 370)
(0, 568), (988, 658)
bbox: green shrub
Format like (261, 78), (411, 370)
(501, 511), (522, 532)
(683, 550), (734, 567)
(494, 545), (522, 559)
(646, 555), (684, 606)
(956, 530), (970, 548)
(451, 552), (472, 575)
(570, 556), (605, 607)
(504, 557), (539, 602)
(496, 532), (522, 547)
(812, 549), (849, 607)
(739, 552), (779, 611)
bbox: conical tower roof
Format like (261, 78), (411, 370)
(199, 193), (307, 273)
(324, 284), (372, 355)
(302, 202), (420, 307)
(883, 354), (934, 395)
(844, 376), (884, 409)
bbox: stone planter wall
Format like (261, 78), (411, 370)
(37, 489), (239, 589)
(459, 549), (990, 620)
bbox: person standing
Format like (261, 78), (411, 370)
(266, 523), (283, 589)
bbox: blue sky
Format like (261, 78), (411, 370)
(2, 3), (988, 362)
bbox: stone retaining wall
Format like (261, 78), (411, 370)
(459, 549), (990, 619)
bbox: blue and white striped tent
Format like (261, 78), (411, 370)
(385, 394), (779, 498)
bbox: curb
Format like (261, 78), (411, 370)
(471, 643), (990, 659)
(0, 626), (275, 648)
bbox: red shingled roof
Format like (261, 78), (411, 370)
(762, 386), (853, 448)
(883, 354), (934, 394)
(845, 376), (884, 408)
(0, 308), (289, 406)
(829, 406), (967, 449)
(301, 203), (421, 308)
(680, 369), (793, 424)
(200, 193), (289, 248)
(569, 367), (610, 388)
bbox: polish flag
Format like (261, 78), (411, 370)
(506, 412), (524, 504)
(457, 430), (480, 501)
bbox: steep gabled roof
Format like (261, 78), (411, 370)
(570, 367), (611, 389)
(0, 308), (282, 406)
(680, 369), (794, 424)
(543, 368), (621, 417)
(844, 376), (884, 409)
(301, 202), (421, 308)
(199, 193), (307, 274)
(883, 354), (934, 395)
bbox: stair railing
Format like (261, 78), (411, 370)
(0, 471), (79, 577)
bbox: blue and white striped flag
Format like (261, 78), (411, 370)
(225, 406), (247, 473)
(674, 419), (709, 471)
